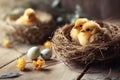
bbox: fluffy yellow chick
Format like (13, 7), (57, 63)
(78, 21), (111, 46)
(16, 58), (26, 71)
(70, 18), (88, 43)
(16, 8), (40, 24)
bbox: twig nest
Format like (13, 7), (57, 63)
(5, 10), (56, 44)
(52, 21), (120, 67)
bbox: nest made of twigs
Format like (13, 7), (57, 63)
(52, 21), (120, 68)
(3, 11), (56, 44)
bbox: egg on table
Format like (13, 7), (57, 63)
(40, 48), (52, 60)
(27, 46), (40, 60)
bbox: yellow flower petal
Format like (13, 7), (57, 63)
(32, 60), (36, 65)
(32, 59), (45, 70)
(16, 58), (26, 71)
(3, 38), (11, 48)
(44, 41), (52, 48)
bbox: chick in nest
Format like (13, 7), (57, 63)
(70, 18), (88, 43)
(16, 8), (41, 24)
(78, 21), (111, 46)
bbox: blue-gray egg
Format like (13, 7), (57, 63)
(40, 48), (52, 60)
(27, 46), (40, 60)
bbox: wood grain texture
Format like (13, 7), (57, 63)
(0, 55), (79, 80)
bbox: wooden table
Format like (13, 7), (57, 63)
(0, 20), (120, 80)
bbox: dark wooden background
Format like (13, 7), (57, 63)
(0, 0), (120, 20)
(61, 0), (120, 19)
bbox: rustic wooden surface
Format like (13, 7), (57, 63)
(0, 20), (120, 80)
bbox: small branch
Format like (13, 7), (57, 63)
(0, 53), (26, 69)
(77, 64), (90, 80)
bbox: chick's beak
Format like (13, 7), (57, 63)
(28, 14), (32, 19)
(74, 25), (78, 29)
(80, 29), (85, 32)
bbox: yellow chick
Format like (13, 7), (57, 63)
(78, 21), (111, 46)
(16, 58), (26, 71)
(16, 8), (40, 24)
(70, 18), (88, 43)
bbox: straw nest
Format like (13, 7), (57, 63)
(52, 21), (120, 67)
(3, 11), (56, 44)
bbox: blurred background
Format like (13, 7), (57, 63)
(61, 0), (120, 19)
(0, 0), (120, 25)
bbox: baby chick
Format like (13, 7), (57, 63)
(16, 8), (40, 24)
(70, 18), (88, 43)
(78, 21), (111, 46)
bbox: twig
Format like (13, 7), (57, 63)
(0, 43), (27, 69)
(0, 53), (26, 69)
(76, 64), (90, 80)
(99, 49), (104, 59)
(104, 68), (112, 79)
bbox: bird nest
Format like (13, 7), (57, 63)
(52, 21), (120, 68)
(3, 11), (56, 44)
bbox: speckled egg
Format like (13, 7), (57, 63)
(40, 48), (52, 60)
(27, 46), (40, 60)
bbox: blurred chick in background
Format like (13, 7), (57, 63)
(16, 8), (40, 24)
(78, 21), (111, 46)
(70, 18), (88, 43)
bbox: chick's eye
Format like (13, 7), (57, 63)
(86, 28), (90, 31)
(79, 25), (82, 27)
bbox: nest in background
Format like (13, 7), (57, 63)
(52, 21), (120, 68)
(3, 11), (56, 44)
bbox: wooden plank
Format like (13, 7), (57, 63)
(0, 47), (23, 69)
(0, 42), (32, 69)
(0, 55), (79, 80)
(81, 64), (120, 80)
(0, 30), (32, 68)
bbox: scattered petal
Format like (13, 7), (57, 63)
(16, 58), (26, 71)
(32, 59), (45, 70)
(44, 41), (52, 49)
(2, 38), (11, 48)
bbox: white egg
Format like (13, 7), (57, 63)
(27, 46), (40, 60)
(40, 48), (52, 60)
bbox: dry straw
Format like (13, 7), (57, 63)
(8, 21), (55, 44)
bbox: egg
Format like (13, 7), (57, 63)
(40, 48), (52, 60)
(27, 46), (40, 60)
